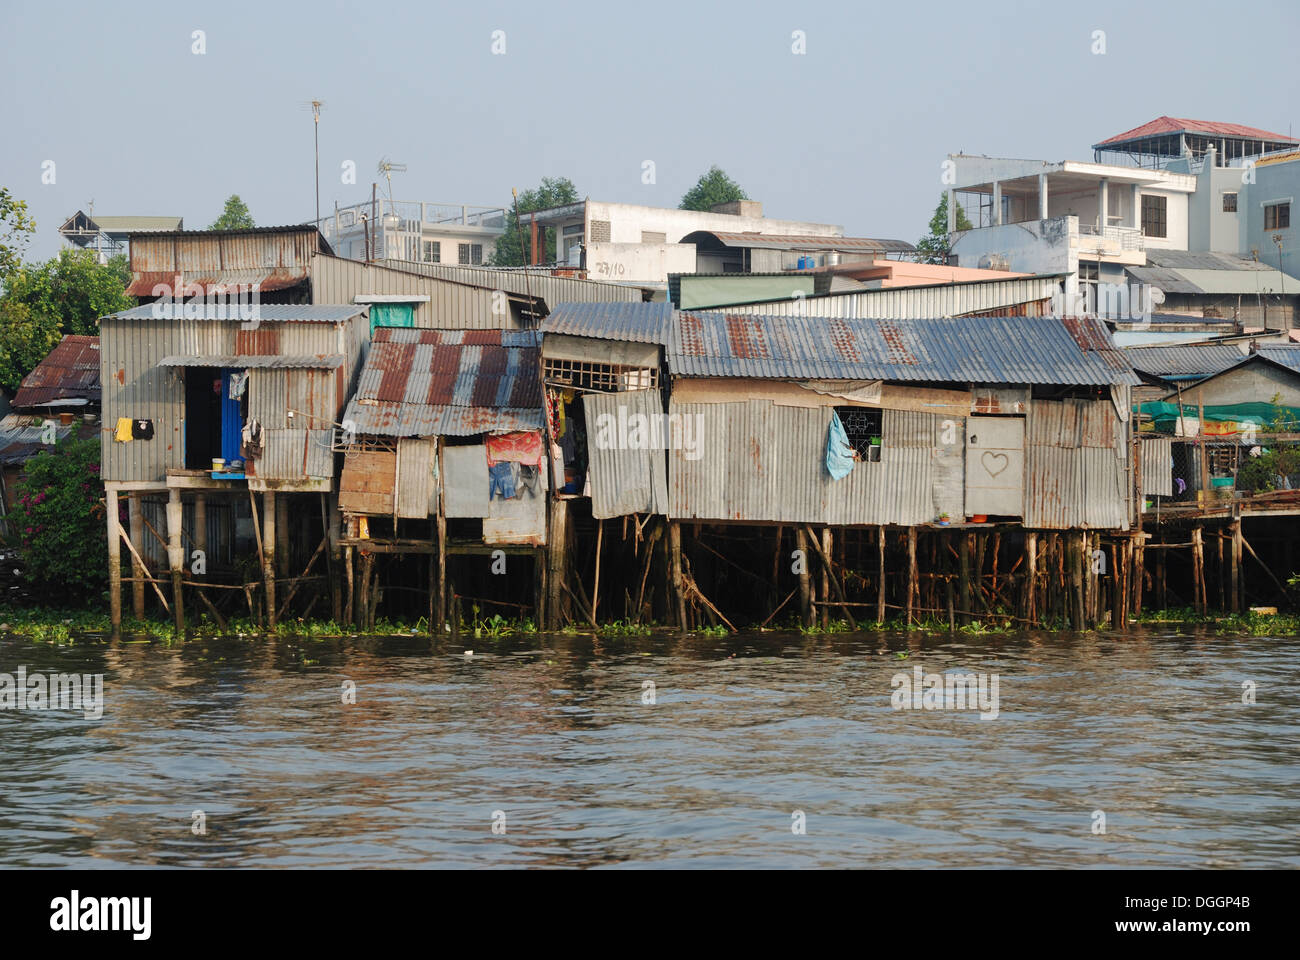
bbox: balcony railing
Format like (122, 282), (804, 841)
(1078, 223), (1144, 252)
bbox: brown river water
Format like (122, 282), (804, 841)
(0, 627), (1296, 868)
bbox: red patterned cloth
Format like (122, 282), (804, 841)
(486, 430), (544, 466)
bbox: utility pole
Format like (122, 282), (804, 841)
(311, 99), (323, 225)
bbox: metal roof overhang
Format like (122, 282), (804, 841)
(158, 355), (343, 369)
(127, 268), (309, 297)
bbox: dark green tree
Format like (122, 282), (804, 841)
(11, 437), (106, 603)
(0, 187), (36, 288)
(210, 194), (255, 230)
(679, 166), (748, 211)
(0, 249), (132, 390)
(491, 177), (580, 267)
(915, 193), (973, 264)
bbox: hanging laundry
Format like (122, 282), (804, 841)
(551, 442), (565, 487)
(517, 463), (542, 499)
(486, 431), (544, 466)
(825, 411), (856, 480)
(228, 371), (249, 400)
(488, 460), (518, 500)
(241, 418), (263, 460)
(132, 419), (154, 440)
(114, 417), (133, 443)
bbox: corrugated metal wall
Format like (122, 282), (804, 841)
(102, 318), (342, 484)
(1024, 399), (1129, 530)
(582, 389), (670, 519)
(376, 258), (645, 307)
(396, 438), (436, 518)
(667, 402), (960, 525)
(1141, 436), (1174, 497)
(310, 254), (526, 329)
(132, 231), (320, 273)
(716, 276), (1059, 319)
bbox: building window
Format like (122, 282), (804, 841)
(542, 357), (658, 392)
(835, 406), (883, 462)
(1141, 195), (1167, 238)
(422, 240), (440, 263)
(458, 243), (470, 264)
(1265, 201), (1291, 230)
(1222, 192), (1238, 213)
(459, 243), (483, 265)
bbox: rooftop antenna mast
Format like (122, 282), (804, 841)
(309, 99), (324, 225)
(377, 158), (407, 202)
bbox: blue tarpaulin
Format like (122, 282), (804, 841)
(825, 412), (855, 480)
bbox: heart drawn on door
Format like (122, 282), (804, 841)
(981, 451), (1010, 478)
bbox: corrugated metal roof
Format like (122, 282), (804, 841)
(667, 313), (1138, 386)
(1121, 344), (1246, 378)
(685, 231), (915, 253)
(126, 268), (308, 297)
(542, 301), (674, 344)
(158, 354), (343, 369)
(85, 215), (183, 234)
(717, 274), (1063, 319)
(1167, 268), (1298, 295)
(1146, 250), (1277, 271)
(1094, 116), (1297, 148)
(0, 414), (81, 465)
(343, 327), (543, 437)
(12, 335), (100, 408)
(1125, 265), (1203, 295)
(1256, 345), (1300, 372)
(375, 258), (649, 304)
(104, 303), (366, 323)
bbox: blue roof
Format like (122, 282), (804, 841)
(542, 301), (673, 344)
(666, 312), (1138, 386)
(1122, 344), (1246, 379)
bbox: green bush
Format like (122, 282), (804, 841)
(10, 437), (106, 602)
(1236, 447), (1300, 492)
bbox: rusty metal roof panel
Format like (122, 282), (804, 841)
(107, 303), (364, 323)
(345, 326), (542, 436)
(126, 268), (309, 297)
(12, 335), (100, 408)
(668, 312), (1137, 386)
(157, 354), (343, 369)
(541, 301), (674, 344)
(0, 414), (80, 465)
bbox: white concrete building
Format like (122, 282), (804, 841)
(315, 199), (506, 266)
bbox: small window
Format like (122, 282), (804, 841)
(1222, 192), (1238, 213)
(1265, 201), (1291, 230)
(422, 240), (440, 263)
(1141, 195), (1167, 238)
(471, 244), (483, 265)
(835, 406), (883, 462)
(1078, 261), (1099, 282)
(458, 243), (470, 264)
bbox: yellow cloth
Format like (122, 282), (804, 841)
(114, 417), (133, 443)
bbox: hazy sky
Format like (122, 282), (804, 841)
(3, 0), (1298, 261)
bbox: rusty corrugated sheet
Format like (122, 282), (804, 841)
(668, 312), (1138, 386)
(127, 226), (329, 296)
(581, 389), (669, 519)
(12, 335), (100, 408)
(344, 327), (543, 437)
(1024, 398), (1129, 530)
(667, 402), (958, 524)
(1141, 436), (1174, 497)
(395, 438), (435, 519)
(0, 414), (80, 465)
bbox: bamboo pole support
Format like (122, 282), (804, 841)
(107, 485), (122, 631)
(166, 487), (185, 632)
(262, 490), (277, 629)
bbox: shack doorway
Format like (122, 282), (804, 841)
(965, 415), (1025, 517)
(184, 367), (245, 468)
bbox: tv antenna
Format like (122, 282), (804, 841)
(377, 157), (407, 200)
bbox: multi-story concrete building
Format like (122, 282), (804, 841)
(315, 198), (507, 267)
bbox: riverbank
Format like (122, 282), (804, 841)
(2, 604), (1296, 643)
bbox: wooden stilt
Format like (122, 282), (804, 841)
(128, 493), (146, 620)
(590, 518), (603, 628)
(958, 531), (971, 626)
(1192, 525), (1205, 615)
(344, 544), (355, 626)
(794, 527), (812, 627)
(1025, 531), (1038, 625)
(877, 525), (886, 625)
(262, 491), (277, 629)
(1230, 513), (1242, 613)
(166, 487), (185, 633)
(906, 527), (917, 626)
(819, 527), (831, 629)
(436, 509), (447, 631)
(670, 521), (687, 630)
(107, 485), (122, 631)
(1070, 533), (1085, 630)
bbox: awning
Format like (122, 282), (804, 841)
(158, 354), (343, 369)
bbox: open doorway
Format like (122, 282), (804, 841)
(184, 367), (245, 468)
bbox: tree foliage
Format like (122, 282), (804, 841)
(679, 166), (748, 212)
(915, 193), (974, 264)
(490, 177), (580, 267)
(0, 186), (36, 288)
(0, 249), (132, 391)
(11, 437), (106, 603)
(210, 194), (255, 230)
